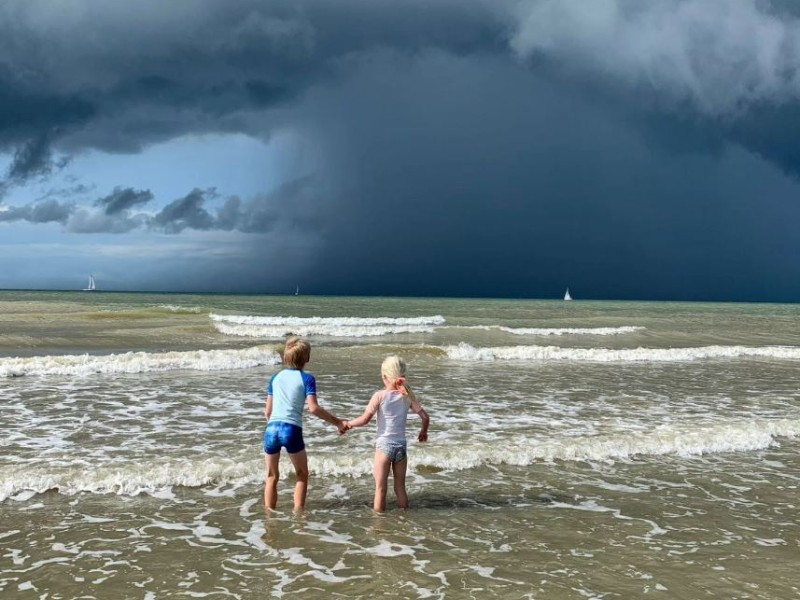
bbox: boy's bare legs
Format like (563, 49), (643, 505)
(288, 450), (309, 511)
(392, 458), (409, 509)
(264, 453), (280, 510)
(373, 450), (391, 512)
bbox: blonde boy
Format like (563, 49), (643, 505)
(263, 337), (344, 510)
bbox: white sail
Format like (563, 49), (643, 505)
(564, 287), (572, 301)
(83, 275), (96, 291)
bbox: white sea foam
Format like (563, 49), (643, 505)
(3, 418), (798, 501)
(409, 417), (800, 472)
(0, 458), (257, 502)
(501, 325), (643, 336)
(460, 325), (644, 336)
(154, 304), (204, 314)
(210, 314), (446, 338)
(445, 343), (800, 363)
(0, 346), (280, 378)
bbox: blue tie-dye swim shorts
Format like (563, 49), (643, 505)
(264, 421), (305, 455)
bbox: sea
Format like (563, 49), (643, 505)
(1, 290), (799, 599)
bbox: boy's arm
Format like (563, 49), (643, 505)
(410, 400), (429, 442)
(307, 394), (344, 428)
(265, 373), (276, 421)
(345, 392), (382, 429)
(265, 395), (273, 421)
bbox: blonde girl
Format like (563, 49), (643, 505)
(344, 355), (429, 512)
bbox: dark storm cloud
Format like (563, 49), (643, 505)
(149, 175), (325, 234)
(6, 135), (54, 182)
(0, 198), (72, 224)
(0, 176), (321, 235)
(67, 209), (147, 235)
(0, 84), (94, 187)
(2, 0), (800, 178)
(95, 187), (154, 215)
(0, 84), (95, 144)
(152, 189), (216, 233)
(238, 49), (800, 301)
(64, 186), (156, 233)
(508, 0), (800, 115)
(228, 175), (327, 234)
(506, 0), (800, 176)
(1, 187), (152, 232)
(4, 0), (800, 299)
(0, 0), (502, 162)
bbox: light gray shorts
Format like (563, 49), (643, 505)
(376, 440), (407, 463)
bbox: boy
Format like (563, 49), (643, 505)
(263, 336), (344, 510)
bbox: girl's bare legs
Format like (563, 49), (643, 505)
(264, 453), (280, 510)
(392, 458), (409, 509)
(373, 450), (392, 512)
(287, 450), (310, 511)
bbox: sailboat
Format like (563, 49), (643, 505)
(83, 275), (96, 292)
(563, 287), (572, 301)
(294, 285), (300, 296)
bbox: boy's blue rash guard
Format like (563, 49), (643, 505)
(268, 369), (316, 428)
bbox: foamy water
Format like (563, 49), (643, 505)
(460, 325), (645, 336)
(1, 292), (800, 599)
(445, 342), (800, 362)
(3, 414), (798, 502)
(210, 314), (446, 338)
(0, 346), (280, 378)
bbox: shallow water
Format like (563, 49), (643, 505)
(1, 292), (799, 598)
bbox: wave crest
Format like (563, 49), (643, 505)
(3, 418), (797, 501)
(0, 346), (280, 378)
(427, 418), (800, 466)
(499, 325), (644, 336)
(445, 343), (800, 362)
(210, 314), (446, 338)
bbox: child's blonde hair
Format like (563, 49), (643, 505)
(283, 336), (311, 369)
(381, 355), (417, 403)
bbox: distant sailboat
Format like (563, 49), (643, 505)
(295, 285), (300, 296)
(83, 275), (96, 292)
(563, 287), (572, 301)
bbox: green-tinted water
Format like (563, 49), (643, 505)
(1, 292), (799, 598)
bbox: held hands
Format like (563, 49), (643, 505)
(335, 418), (425, 440)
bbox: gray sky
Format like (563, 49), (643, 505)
(1, 0), (799, 300)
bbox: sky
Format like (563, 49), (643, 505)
(1, 0), (800, 301)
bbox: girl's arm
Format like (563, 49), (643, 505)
(410, 400), (430, 442)
(265, 395), (273, 421)
(345, 392), (382, 430)
(306, 394), (345, 431)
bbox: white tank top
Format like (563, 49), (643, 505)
(375, 390), (411, 444)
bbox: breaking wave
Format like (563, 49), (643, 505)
(210, 314), (446, 338)
(458, 325), (644, 336)
(3, 417), (797, 501)
(0, 346), (280, 378)
(153, 304), (205, 314)
(426, 417), (800, 466)
(498, 325), (643, 336)
(445, 343), (800, 362)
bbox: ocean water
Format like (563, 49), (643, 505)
(1, 291), (799, 599)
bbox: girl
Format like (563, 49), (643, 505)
(344, 355), (430, 512)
